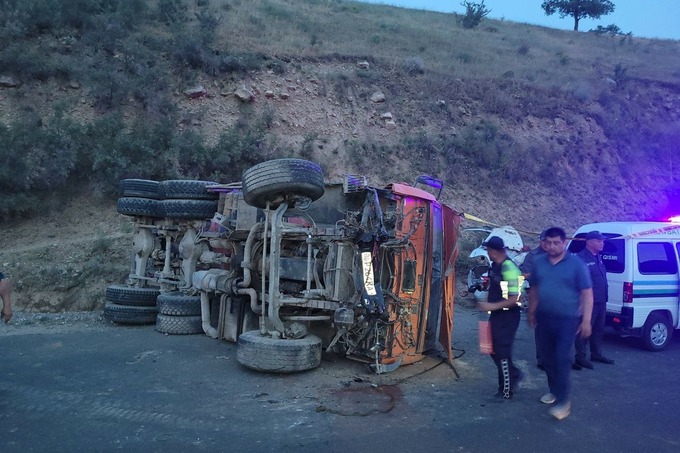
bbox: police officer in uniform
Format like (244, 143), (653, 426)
(575, 230), (614, 367)
(477, 236), (524, 400)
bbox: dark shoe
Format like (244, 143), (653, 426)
(494, 391), (513, 400)
(572, 362), (582, 370)
(592, 355), (615, 364)
(575, 358), (594, 369)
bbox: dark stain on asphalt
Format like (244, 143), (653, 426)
(317, 383), (403, 416)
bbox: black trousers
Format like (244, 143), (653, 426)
(489, 308), (521, 396)
(575, 302), (606, 360)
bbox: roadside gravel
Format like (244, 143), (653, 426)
(0, 311), (117, 336)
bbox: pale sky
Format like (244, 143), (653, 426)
(359, 1), (680, 40)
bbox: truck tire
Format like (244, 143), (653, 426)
(158, 199), (218, 219)
(642, 313), (673, 351)
(106, 284), (160, 307)
(155, 314), (203, 335)
(157, 292), (201, 316)
(119, 179), (160, 199)
(103, 303), (157, 325)
(159, 180), (219, 200)
(237, 330), (322, 373)
(116, 197), (161, 218)
(241, 159), (324, 209)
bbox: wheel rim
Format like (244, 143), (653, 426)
(650, 322), (668, 346)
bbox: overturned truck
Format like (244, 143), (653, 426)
(112, 159), (461, 373)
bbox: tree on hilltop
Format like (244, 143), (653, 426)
(541, 0), (615, 31)
(459, 1), (491, 29)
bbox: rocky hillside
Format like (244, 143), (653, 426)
(0, 0), (679, 312)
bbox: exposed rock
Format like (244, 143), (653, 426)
(602, 77), (617, 88)
(264, 90), (275, 98)
(356, 61), (370, 69)
(234, 85), (255, 102)
(384, 120), (397, 129)
(370, 91), (385, 103)
(279, 92), (290, 100)
(380, 112), (393, 120)
(68, 81), (81, 89)
(553, 117), (568, 131)
(0, 75), (21, 88)
(184, 84), (207, 99)
(437, 100), (446, 107)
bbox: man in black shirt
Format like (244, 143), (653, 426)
(575, 231), (614, 367)
(477, 236), (524, 400)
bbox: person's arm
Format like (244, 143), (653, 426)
(0, 278), (12, 323)
(477, 294), (518, 312)
(477, 261), (521, 311)
(527, 284), (539, 328)
(577, 287), (593, 339)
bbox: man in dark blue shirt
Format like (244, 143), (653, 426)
(527, 227), (593, 420)
(575, 231), (614, 367)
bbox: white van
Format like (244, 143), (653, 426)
(568, 222), (680, 351)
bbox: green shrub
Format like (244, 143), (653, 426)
(613, 63), (628, 86)
(402, 57), (425, 75)
(556, 51), (570, 65)
(157, 0), (188, 24)
(0, 112), (87, 218)
(517, 44), (530, 56)
(458, 1), (491, 29)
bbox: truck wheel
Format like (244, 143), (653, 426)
(155, 314), (203, 335)
(241, 159), (324, 209)
(158, 199), (218, 219)
(642, 313), (673, 351)
(103, 303), (157, 325)
(116, 197), (161, 218)
(159, 180), (219, 200)
(237, 330), (322, 373)
(119, 179), (160, 199)
(105, 284), (160, 307)
(157, 292), (201, 316)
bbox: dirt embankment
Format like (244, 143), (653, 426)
(0, 194), (132, 313)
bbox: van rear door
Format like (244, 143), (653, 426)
(632, 240), (679, 329)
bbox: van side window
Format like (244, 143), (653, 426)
(601, 239), (625, 273)
(637, 242), (678, 275)
(568, 234), (586, 254)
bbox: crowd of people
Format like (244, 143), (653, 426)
(478, 227), (614, 421)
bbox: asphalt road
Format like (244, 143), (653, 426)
(1, 306), (679, 453)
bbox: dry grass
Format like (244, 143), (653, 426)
(210, 0), (680, 86)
